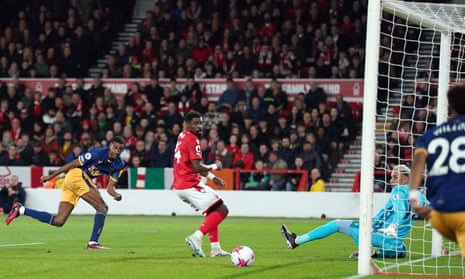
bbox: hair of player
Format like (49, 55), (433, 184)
(184, 111), (202, 123)
(392, 164), (410, 176)
(447, 83), (465, 115)
(111, 136), (125, 145)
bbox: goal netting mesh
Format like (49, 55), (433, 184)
(370, 0), (465, 276)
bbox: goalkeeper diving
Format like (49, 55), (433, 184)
(282, 164), (429, 258)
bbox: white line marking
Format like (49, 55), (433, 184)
(0, 242), (45, 247)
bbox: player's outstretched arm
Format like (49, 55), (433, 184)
(40, 159), (80, 183)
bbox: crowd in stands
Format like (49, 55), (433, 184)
(0, 0), (370, 190)
(0, 0), (134, 79)
(102, 0), (367, 80)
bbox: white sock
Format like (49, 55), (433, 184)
(88, 241), (98, 245)
(211, 242), (220, 250)
(19, 206), (25, 215)
(193, 230), (203, 239)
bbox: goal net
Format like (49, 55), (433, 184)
(359, 0), (465, 276)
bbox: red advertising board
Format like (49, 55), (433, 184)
(1, 78), (364, 102)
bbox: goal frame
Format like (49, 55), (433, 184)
(359, 0), (450, 275)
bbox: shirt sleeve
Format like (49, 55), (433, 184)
(414, 134), (428, 156)
(79, 149), (97, 166)
(110, 168), (124, 182)
(188, 138), (202, 161)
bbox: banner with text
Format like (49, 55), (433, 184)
(1, 78), (364, 102)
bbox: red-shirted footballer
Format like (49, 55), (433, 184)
(172, 111), (230, 258)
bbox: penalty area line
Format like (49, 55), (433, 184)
(0, 242), (45, 247)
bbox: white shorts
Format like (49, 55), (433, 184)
(174, 181), (223, 214)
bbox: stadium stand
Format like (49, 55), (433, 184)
(0, 0), (370, 191)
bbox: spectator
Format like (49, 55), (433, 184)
(278, 136), (299, 168)
(79, 132), (93, 152)
(309, 168), (326, 192)
(182, 77), (203, 109)
(255, 143), (269, 164)
(162, 102), (183, 130)
(305, 82), (327, 110)
(374, 146), (389, 192)
(299, 141), (322, 172)
(217, 112), (233, 143)
(213, 139), (233, 169)
(122, 125), (137, 152)
(334, 94), (356, 140)
(56, 130), (75, 160)
(286, 156), (307, 191)
(319, 113), (340, 168)
(40, 126), (61, 155)
(29, 140), (48, 166)
(0, 144), (25, 166)
(192, 95), (209, 115)
(132, 139), (150, 167)
(48, 151), (65, 166)
(200, 137), (214, 164)
(16, 135), (32, 164)
(259, 151), (288, 191)
(0, 175), (26, 213)
(232, 143), (254, 170)
(217, 78), (244, 110)
(9, 118), (22, 142)
(226, 134), (240, 155)
(248, 96), (266, 125)
(66, 145), (82, 164)
(244, 160), (270, 190)
(149, 139), (173, 168)
(192, 37), (212, 65)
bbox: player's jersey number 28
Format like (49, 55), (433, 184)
(428, 136), (465, 176)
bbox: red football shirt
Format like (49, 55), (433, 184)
(172, 130), (202, 189)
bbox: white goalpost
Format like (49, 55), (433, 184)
(360, 0), (465, 276)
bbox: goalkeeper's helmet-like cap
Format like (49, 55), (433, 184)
(393, 164), (410, 176)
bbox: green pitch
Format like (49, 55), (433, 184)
(0, 215), (457, 279)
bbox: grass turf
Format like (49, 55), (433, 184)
(0, 215), (460, 279)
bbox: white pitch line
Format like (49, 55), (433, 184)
(0, 242), (45, 247)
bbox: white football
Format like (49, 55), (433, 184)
(231, 245), (255, 267)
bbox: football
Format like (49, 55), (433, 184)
(231, 245), (255, 267)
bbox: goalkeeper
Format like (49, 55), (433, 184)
(282, 164), (428, 258)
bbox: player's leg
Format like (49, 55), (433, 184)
(80, 187), (109, 249)
(5, 201), (68, 226)
(281, 220), (352, 249)
(454, 221), (465, 257)
(176, 183), (229, 257)
(371, 231), (406, 258)
(23, 201), (74, 226)
(439, 211), (465, 256)
(429, 210), (457, 242)
(204, 202), (230, 257)
(6, 177), (77, 226)
(175, 188), (207, 257)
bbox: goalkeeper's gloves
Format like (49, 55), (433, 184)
(378, 224), (398, 237)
